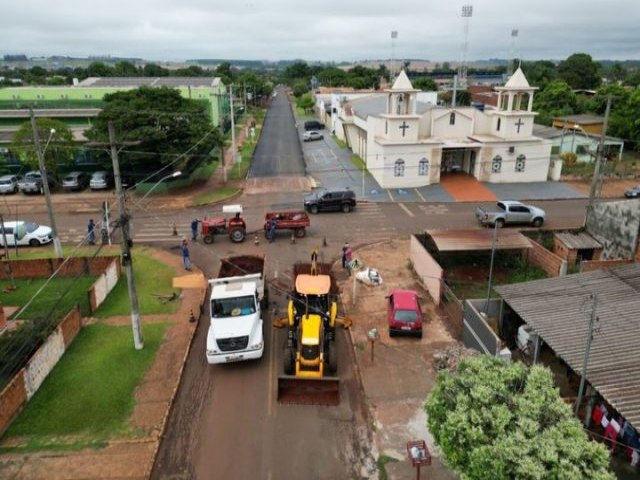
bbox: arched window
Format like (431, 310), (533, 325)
(418, 158), (429, 176)
(496, 118), (501, 131)
(449, 112), (456, 125)
(394, 159), (405, 177)
(491, 155), (502, 173)
(515, 154), (526, 173)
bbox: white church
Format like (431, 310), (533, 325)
(334, 68), (557, 188)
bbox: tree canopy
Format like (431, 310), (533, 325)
(425, 356), (614, 480)
(557, 53), (601, 90)
(413, 76), (438, 92)
(12, 118), (75, 172)
(533, 80), (578, 125)
(85, 86), (223, 169)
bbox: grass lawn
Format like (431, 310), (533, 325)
(1, 322), (168, 451)
(1, 277), (97, 320)
(2, 245), (121, 261)
(193, 186), (241, 206)
(95, 246), (179, 318)
(351, 155), (366, 172)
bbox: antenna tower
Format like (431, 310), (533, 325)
(459, 5), (473, 87)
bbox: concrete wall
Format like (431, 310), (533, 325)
(409, 235), (443, 306)
(0, 307), (81, 437)
(586, 199), (640, 259)
(463, 299), (502, 355)
(88, 259), (121, 313)
(523, 239), (567, 276)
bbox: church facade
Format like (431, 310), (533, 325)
(335, 69), (555, 189)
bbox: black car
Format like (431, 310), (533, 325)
(304, 188), (356, 214)
(304, 120), (325, 131)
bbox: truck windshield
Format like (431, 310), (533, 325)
(211, 295), (256, 318)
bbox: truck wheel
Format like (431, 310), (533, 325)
(310, 205), (319, 214)
(327, 344), (337, 374)
(342, 203), (351, 213)
(532, 217), (544, 227)
(203, 234), (214, 244)
(495, 219), (505, 228)
(230, 228), (245, 243)
(284, 347), (295, 375)
(295, 228), (306, 238)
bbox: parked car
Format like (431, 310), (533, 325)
(387, 289), (424, 338)
(18, 170), (55, 194)
(304, 120), (325, 131)
(62, 171), (90, 191)
(475, 200), (546, 228)
(303, 188), (356, 214)
(0, 174), (20, 194)
(0, 221), (53, 247)
(624, 185), (640, 198)
(303, 131), (323, 142)
(90, 170), (114, 190)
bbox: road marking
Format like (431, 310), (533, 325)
(268, 323), (275, 417)
(386, 189), (395, 202)
(398, 203), (415, 217)
(414, 188), (427, 202)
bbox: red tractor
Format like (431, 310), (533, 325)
(201, 204), (247, 244)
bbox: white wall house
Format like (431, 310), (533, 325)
(336, 69), (554, 188)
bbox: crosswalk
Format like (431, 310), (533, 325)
(59, 222), (196, 245)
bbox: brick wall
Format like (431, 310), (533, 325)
(0, 304), (5, 331)
(524, 239), (567, 276)
(0, 256), (119, 281)
(0, 374), (27, 437)
(580, 259), (634, 273)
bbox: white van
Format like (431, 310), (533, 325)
(0, 221), (53, 247)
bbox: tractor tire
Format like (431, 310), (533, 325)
(295, 228), (306, 238)
(230, 228), (246, 243)
(284, 347), (295, 375)
(327, 343), (338, 374)
(203, 234), (214, 244)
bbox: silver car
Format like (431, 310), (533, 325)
(90, 170), (114, 190)
(0, 174), (20, 194)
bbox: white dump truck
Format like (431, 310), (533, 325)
(206, 255), (267, 364)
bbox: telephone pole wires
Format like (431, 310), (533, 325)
(588, 95), (612, 209)
(108, 122), (144, 350)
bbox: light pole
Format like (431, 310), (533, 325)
(30, 109), (63, 258)
(140, 171), (181, 201)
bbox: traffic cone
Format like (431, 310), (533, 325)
(323, 236), (327, 247)
(290, 233), (295, 244)
(254, 234), (260, 245)
(189, 309), (196, 323)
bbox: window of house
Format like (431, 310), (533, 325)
(418, 158), (429, 176)
(551, 146), (560, 154)
(515, 154), (526, 173)
(496, 118), (501, 131)
(394, 159), (405, 177)
(449, 112), (456, 125)
(576, 145), (588, 155)
(492, 155), (502, 173)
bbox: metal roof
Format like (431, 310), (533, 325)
(554, 232), (602, 250)
(426, 229), (532, 252)
(495, 263), (640, 429)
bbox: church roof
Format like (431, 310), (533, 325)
(390, 70), (417, 91)
(504, 68), (531, 89)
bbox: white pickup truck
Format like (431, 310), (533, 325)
(475, 200), (546, 228)
(206, 255), (267, 364)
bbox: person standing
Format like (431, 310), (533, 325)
(342, 242), (349, 270)
(345, 243), (353, 274)
(87, 219), (96, 245)
(181, 239), (191, 271)
(191, 218), (199, 241)
(268, 217), (276, 243)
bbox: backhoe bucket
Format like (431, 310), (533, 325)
(277, 375), (340, 406)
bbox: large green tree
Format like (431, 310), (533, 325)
(85, 86), (223, 168)
(557, 53), (601, 90)
(426, 356), (614, 480)
(12, 118), (75, 173)
(413, 76), (438, 92)
(521, 60), (557, 90)
(533, 80), (578, 124)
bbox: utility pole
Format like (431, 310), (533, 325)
(484, 220), (498, 314)
(0, 214), (15, 287)
(574, 293), (598, 415)
(588, 95), (612, 209)
(30, 109), (63, 258)
(229, 85), (238, 164)
(109, 122), (144, 350)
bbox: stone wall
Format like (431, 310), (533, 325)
(586, 199), (640, 259)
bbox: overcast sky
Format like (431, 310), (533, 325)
(3, 0), (639, 63)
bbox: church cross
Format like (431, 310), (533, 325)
(399, 121), (410, 137)
(515, 118), (524, 133)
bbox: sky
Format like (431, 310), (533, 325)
(3, 0), (639, 63)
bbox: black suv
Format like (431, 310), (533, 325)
(304, 188), (356, 214)
(304, 120), (325, 131)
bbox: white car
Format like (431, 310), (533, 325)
(0, 221), (53, 247)
(303, 131), (323, 142)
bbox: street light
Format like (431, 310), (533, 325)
(30, 109), (63, 258)
(140, 171), (181, 201)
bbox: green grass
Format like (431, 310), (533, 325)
(1, 322), (168, 451)
(351, 154), (366, 172)
(333, 136), (348, 149)
(2, 245), (121, 260)
(193, 186), (240, 206)
(94, 246), (179, 317)
(1, 277), (97, 320)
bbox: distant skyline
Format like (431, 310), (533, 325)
(3, 0), (639, 63)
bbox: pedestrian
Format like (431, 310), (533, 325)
(87, 218), (96, 245)
(268, 217), (276, 243)
(191, 218), (199, 241)
(345, 243), (353, 274)
(181, 239), (191, 271)
(341, 242), (349, 270)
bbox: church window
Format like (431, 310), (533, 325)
(449, 112), (456, 125)
(394, 159), (405, 177)
(515, 154), (526, 173)
(496, 118), (501, 131)
(418, 158), (429, 176)
(492, 155), (502, 173)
